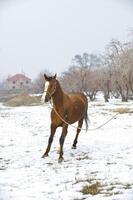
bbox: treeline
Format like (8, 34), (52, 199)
(35, 37), (133, 102)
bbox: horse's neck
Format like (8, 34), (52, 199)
(52, 81), (65, 109)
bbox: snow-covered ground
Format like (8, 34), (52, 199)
(0, 99), (133, 200)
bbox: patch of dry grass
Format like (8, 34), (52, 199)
(76, 155), (90, 161)
(5, 93), (41, 107)
(91, 103), (105, 107)
(81, 182), (101, 195)
(78, 177), (133, 197)
(112, 107), (133, 114)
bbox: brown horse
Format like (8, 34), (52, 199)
(41, 74), (89, 162)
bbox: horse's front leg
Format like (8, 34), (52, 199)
(42, 123), (57, 158)
(58, 124), (68, 162)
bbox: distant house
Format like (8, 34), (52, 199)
(5, 74), (32, 90)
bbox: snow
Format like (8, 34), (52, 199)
(0, 100), (133, 200)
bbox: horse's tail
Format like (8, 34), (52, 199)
(84, 99), (89, 132)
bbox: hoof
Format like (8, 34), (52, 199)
(72, 145), (77, 149)
(42, 153), (48, 158)
(58, 157), (64, 163)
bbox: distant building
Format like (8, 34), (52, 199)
(5, 74), (32, 90)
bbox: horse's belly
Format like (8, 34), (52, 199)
(69, 104), (85, 124)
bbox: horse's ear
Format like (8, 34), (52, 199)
(44, 74), (49, 81)
(53, 74), (57, 79)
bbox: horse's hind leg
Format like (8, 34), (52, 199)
(72, 118), (83, 149)
(42, 124), (57, 158)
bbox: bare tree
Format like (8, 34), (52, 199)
(60, 53), (102, 101)
(103, 39), (133, 101)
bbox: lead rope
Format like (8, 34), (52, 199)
(48, 99), (133, 132)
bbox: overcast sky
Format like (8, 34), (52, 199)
(0, 0), (133, 80)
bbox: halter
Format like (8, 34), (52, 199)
(45, 82), (57, 99)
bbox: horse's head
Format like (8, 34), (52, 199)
(41, 74), (57, 103)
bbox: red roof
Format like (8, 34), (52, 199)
(8, 74), (31, 82)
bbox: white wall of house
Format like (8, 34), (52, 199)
(5, 78), (32, 90)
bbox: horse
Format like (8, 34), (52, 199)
(41, 74), (89, 162)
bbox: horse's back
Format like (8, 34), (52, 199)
(68, 92), (88, 106)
